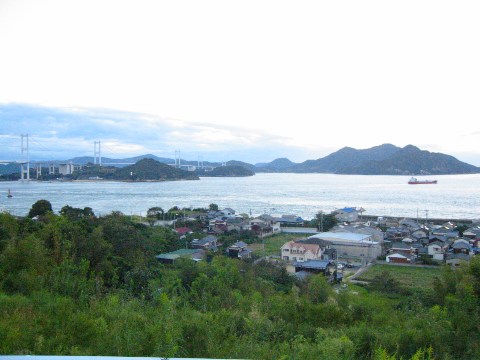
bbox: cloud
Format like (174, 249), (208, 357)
(0, 103), (301, 162)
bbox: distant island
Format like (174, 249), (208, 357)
(72, 158), (199, 181)
(200, 165), (255, 177)
(1, 143), (479, 179)
(259, 144), (480, 175)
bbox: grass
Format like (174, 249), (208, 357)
(250, 233), (308, 256)
(356, 264), (442, 293)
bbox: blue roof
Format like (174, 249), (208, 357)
(341, 207), (357, 213)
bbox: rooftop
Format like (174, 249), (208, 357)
(309, 232), (378, 244)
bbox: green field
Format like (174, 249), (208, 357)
(356, 264), (442, 293)
(250, 233), (308, 256)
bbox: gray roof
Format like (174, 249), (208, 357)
(230, 241), (248, 248)
(446, 253), (472, 261)
(293, 260), (334, 270)
(452, 240), (471, 250)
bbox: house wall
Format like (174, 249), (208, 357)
(331, 242), (382, 261)
(386, 255), (409, 264)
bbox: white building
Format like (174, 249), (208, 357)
(308, 231), (382, 262)
(281, 241), (323, 262)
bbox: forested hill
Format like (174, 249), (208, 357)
(337, 145), (480, 175)
(257, 144), (480, 175)
(202, 165), (255, 177)
(287, 144), (401, 173)
(73, 158), (199, 181)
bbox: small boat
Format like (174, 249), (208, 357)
(7, 189), (13, 198)
(408, 177), (437, 185)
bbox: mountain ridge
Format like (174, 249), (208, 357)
(1, 144), (479, 177)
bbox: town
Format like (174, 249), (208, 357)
(152, 204), (480, 281)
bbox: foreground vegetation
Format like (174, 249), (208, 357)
(356, 264), (442, 296)
(1, 203), (480, 359)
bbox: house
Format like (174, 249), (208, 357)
(385, 227), (410, 241)
(308, 232), (381, 262)
(156, 249), (205, 264)
(451, 239), (472, 254)
(220, 208), (236, 218)
(175, 227), (192, 237)
(427, 241), (446, 261)
(388, 242), (415, 257)
(386, 253), (413, 264)
(446, 253), (472, 267)
(281, 241), (323, 262)
(332, 224), (384, 243)
(277, 214), (304, 225)
(293, 260), (336, 275)
(296, 238), (337, 260)
(227, 241), (252, 259)
(411, 230), (428, 241)
(333, 207), (359, 222)
(256, 215), (281, 234)
(191, 235), (218, 251)
(399, 218), (420, 230)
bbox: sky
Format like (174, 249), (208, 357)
(0, 0), (479, 165)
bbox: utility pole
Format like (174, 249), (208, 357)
(320, 212), (324, 232)
(20, 134), (30, 181)
(424, 209), (429, 224)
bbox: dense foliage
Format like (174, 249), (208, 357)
(203, 165), (255, 177)
(1, 206), (480, 359)
(71, 159), (199, 181)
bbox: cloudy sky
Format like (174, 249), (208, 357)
(0, 0), (479, 165)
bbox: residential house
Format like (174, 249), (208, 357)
(388, 242), (415, 257)
(296, 238), (337, 260)
(333, 207), (359, 222)
(277, 214), (304, 225)
(446, 253), (472, 267)
(257, 215), (281, 234)
(227, 241), (252, 259)
(308, 232), (381, 262)
(427, 241), (447, 261)
(156, 249), (205, 264)
(175, 227), (192, 237)
(411, 229), (428, 241)
(293, 260), (336, 275)
(399, 218), (421, 231)
(191, 235), (218, 251)
(451, 239), (472, 254)
(332, 224), (384, 243)
(386, 253), (413, 264)
(227, 218), (252, 232)
(220, 208), (236, 218)
(281, 241), (324, 262)
(385, 227), (410, 241)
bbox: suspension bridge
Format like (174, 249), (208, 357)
(0, 135), (216, 180)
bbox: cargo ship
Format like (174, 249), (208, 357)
(408, 177), (437, 185)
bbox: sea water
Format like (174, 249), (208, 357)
(0, 173), (479, 220)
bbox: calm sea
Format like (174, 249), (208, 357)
(0, 173), (479, 220)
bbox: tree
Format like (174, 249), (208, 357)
(209, 203), (219, 211)
(147, 207), (164, 226)
(313, 211), (337, 232)
(60, 205), (96, 221)
(28, 199), (53, 218)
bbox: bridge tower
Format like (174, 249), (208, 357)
(94, 141), (102, 166)
(175, 150), (181, 168)
(20, 134), (30, 181)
